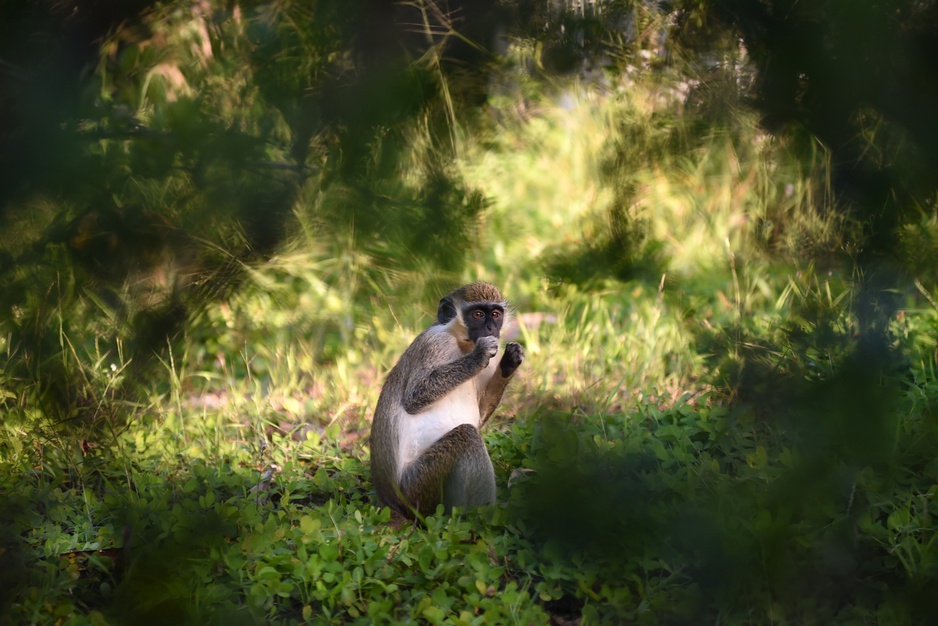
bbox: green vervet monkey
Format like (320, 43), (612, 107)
(370, 282), (524, 518)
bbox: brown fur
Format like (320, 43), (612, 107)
(452, 282), (503, 304)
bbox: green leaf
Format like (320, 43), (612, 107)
(746, 446), (768, 469)
(300, 515), (321, 534)
(887, 509), (911, 531)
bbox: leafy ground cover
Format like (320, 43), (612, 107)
(2, 4), (938, 624)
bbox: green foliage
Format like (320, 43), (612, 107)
(0, 0), (493, 432)
(2, 1), (938, 624)
(0, 409), (554, 625)
(506, 369), (938, 623)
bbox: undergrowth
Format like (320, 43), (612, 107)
(2, 20), (938, 626)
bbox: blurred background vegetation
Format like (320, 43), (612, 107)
(1, 0), (937, 623)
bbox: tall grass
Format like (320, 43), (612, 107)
(4, 21), (936, 623)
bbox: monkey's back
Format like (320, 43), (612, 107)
(370, 351), (408, 510)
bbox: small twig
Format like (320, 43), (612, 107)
(249, 463), (281, 505)
(914, 277), (938, 312)
(385, 521), (418, 563)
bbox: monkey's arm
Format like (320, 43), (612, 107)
(403, 337), (497, 414)
(479, 342), (524, 426)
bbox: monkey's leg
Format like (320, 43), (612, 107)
(398, 424), (496, 517)
(479, 342), (524, 425)
(442, 426), (497, 512)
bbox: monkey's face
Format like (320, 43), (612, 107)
(464, 304), (504, 342)
(437, 283), (507, 344)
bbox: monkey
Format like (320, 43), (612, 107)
(370, 282), (525, 519)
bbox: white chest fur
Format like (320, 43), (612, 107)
(397, 355), (498, 472)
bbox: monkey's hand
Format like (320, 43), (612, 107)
(500, 342), (524, 377)
(472, 336), (500, 368)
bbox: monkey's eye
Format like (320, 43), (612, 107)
(472, 310), (485, 319)
(491, 310), (501, 320)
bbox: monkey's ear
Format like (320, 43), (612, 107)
(437, 297), (457, 324)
